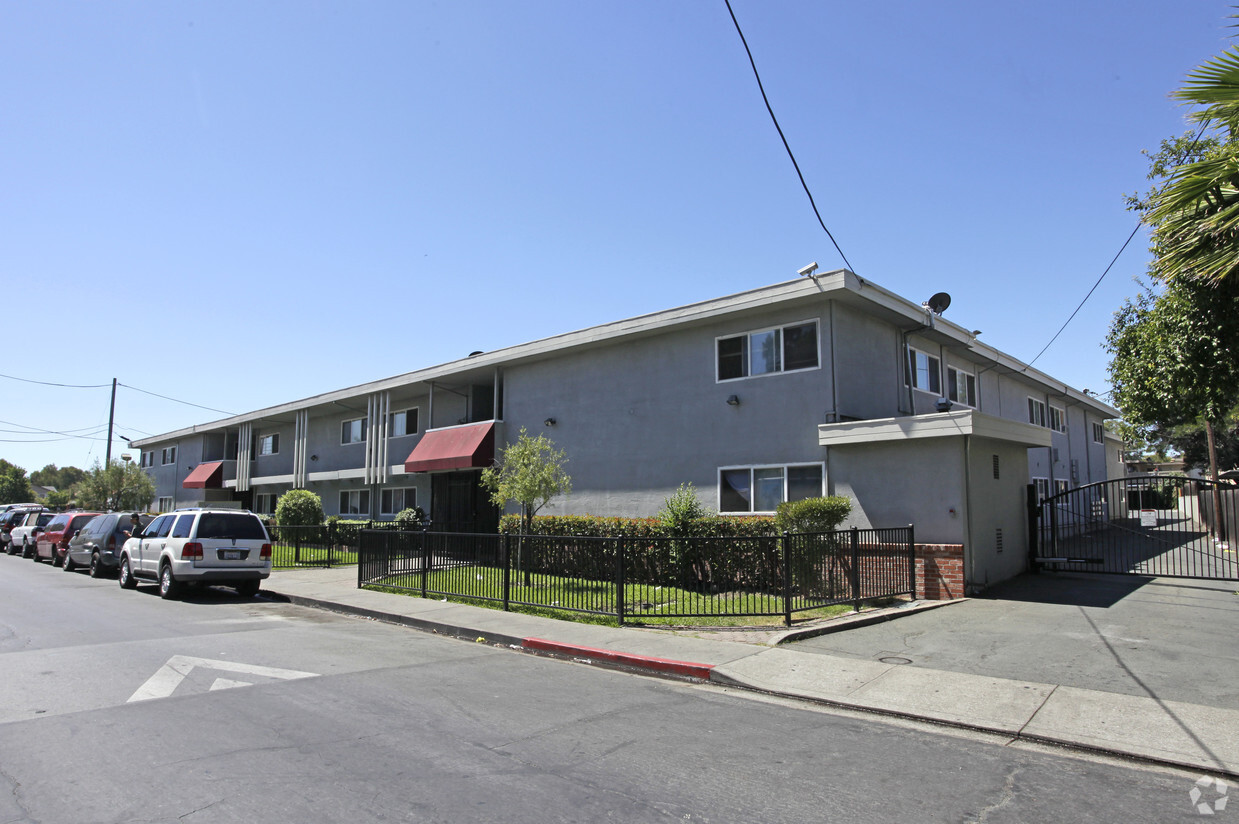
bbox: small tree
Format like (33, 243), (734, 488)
(275, 489), (324, 527)
(480, 428), (572, 534)
(394, 507), (425, 529)
(656, 483), (716, 590)
(76, 460), (155, 511)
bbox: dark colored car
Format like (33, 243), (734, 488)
(65, 512), (154, 576)
(35, 512), (102, 566)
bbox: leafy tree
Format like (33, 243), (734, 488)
(44, 489), (72, 510)
(76, 460), (156, 511)
(0, 464), (33, 505)
(656, 483), (713, 537)
(480, 428), (571, 534)
(275, 489), (325, 527)
(30, 464), (86, 492)
(394, 507), (425, 529)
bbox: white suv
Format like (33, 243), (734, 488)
(118, 508), (272, 599)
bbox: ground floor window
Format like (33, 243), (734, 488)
(1034, 478), (1050, 501)
(1053, 480), (1069, 496)
(339, 489), (370, 516)
(157, 496), (173, 512)
(380, 487), (415, 516)
(254, 492), (278, 515)
(719, 464), (823, 513)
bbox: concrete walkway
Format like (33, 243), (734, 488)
(263, 565), (1239, 778)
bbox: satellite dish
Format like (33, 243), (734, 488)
(925, 292), (951, 315)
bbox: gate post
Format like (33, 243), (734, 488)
(781, 532), (792, 627)
(1026, 484), (1040, 574)
(850, 526), (861, 613)
(501, 533), (511, 612)
(615, 537), (626, 626)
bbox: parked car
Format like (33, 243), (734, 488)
(8, 510), (53, 557)
(0, 505), (42, 550)
(64, 512), (154, 576)
(34, 511), (102, 566)
(118, 508), (272, 598)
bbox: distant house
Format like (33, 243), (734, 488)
(132, 270), (1120, 591)
(30, 484), (56, 500)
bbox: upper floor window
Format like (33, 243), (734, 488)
(717, 320), (818, 381)
(906, 349), (941, 394)
(1092, 422), (1105, 444)
(161, 446), (177, 465)
(947, 367), (975, 407)
(341, 418), (367, 445)
(390, 408), (419, 438)
(258, 433), (279, 456)
(1049, 406), (1066, 433)
(1028, 398), (1047, 428)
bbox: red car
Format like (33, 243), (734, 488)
(35, 511), (102, 566)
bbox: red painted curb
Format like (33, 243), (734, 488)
(522, 637), (715, 680)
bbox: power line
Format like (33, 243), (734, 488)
(0, 372), (111, 389)
(117, 382), (237, 417)
(724, 0), (855, 273)
(1024, 120), (1215, 370)
(0, 418), (109, 441)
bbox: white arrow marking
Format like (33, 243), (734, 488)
(209, 678), (253, 691)
(128, 655), (318, 702)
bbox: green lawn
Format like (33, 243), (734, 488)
(271, 544), (358, 568)
(364, 564), (876, 628)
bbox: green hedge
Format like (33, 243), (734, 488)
(498, 513), (777, 539)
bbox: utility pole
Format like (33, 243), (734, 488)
(105, 378), (117, 467)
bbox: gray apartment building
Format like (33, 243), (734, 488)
(133, 270), (1121, 590)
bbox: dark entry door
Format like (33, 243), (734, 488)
(431, 471), (499, 533)
(1032, 475), (1237, 580)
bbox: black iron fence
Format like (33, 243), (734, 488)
(268, 521), (403, 569)
(358, 526), (915, 625)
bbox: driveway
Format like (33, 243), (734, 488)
(787, 572), (1239, 709)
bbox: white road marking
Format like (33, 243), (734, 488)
(127, 655), (318, 702)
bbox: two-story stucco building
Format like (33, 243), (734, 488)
(133, 270), (1121, 590)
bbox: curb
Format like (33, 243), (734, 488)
(770, 598), (968, 644)
(521, 638), (715, 680)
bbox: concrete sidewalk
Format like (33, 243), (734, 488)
(263, 565), (1239, 778)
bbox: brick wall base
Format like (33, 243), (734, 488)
(916, 544), (965, 600)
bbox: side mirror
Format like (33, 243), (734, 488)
(32, 527), (44, 535)
(73, 529), (81, 538)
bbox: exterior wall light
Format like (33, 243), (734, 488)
(544, 418), (557, 427)
(310, 454), (319, 461)
(726, 395), (741, 407)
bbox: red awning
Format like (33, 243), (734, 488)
(182, 461), (224, 489)
(404, 422), (495, 473)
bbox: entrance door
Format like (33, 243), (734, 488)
(431, 471), (500, 533)
(1032, 476), (1238, 579)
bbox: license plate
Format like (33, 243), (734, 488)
(222, 550), (242, 560)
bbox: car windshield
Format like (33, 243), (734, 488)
(195, 513), (267, 541)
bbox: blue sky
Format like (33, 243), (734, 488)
(2, 1), (1232, 474)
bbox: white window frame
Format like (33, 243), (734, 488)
(389, 408), (420, 439)
(161, 446), (177, 466)
(380, 487), (416, 516)
(715, 319), (820, 383)
(1049, 406), (1066, 433)
(1092, 422), (1105, 444)
(157, 496), (173, 512)
(341, 417), (367, 445)
(717, 462), (825, 514)
(1053, 479), (1070, 496)
(906, 348), (941, 394)
(1028, 398), (1047, 428)
(254, 492), (278, 515)
(1033, 477), (1050, 501)
(946, 366), (976, 407)
(257, 433), (280, 456)
(339, 489), (370, 516)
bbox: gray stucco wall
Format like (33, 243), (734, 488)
(965, 437), (1032, 588)
(502, 303), (835, 518)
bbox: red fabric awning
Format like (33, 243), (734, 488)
(404, 422), (495, 473)
(182, 461), (224, 489)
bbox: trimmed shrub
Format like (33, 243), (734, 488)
(275, 489), (325, 527)
(774, 496), (852, 534)
(395, 507), (425, 529)
(657, 483), (713, 537)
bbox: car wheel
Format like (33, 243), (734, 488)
(159, 564), (180, 600)
(89, 552), (103, 578)
(118, 557), (137, 589)
(5, 540), (14, 556)
(235, 580), (260, 598)
(63, 552), (76, 572)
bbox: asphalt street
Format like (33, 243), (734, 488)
(0, 558), (1226, 823)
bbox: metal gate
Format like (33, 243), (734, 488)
(1030, 475), (1238, 580)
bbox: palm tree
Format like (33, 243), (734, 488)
(1147, 48), (1239, 285)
